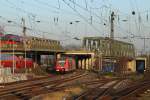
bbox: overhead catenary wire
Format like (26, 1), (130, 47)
(16, 0), (102, 38)
(1, 0), (76, 40)
(66, 0), (136, 37)
(0, 16), (66, 38)
(62, 0), (104, 35)
(7, 0), (105, 37)
(33, 0), (77, 16)
(5, 0), (36, 16)
(2, 0), (126, 37)
(68, 0), (108, 23)
(1, 0), (150, 46)
(0, 15), (78, 42)
(4, 0), (61, 21)
(32, 2), (138, 40)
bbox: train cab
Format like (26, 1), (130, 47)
(55, 56), (76, 73)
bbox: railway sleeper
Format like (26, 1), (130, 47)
(81, 88), (108, 100)
(11, 91), (31, 100)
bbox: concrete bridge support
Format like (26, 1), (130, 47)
(31, 52), (41, 65)
(81, 59), (85, 69)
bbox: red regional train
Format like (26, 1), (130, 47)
(55, 55), (76, 73)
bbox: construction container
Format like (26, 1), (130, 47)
(136, 57), (146, 74)
(127, 60), (136, 72)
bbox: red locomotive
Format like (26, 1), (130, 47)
(0, 53), (33, 68)
(0, 33), (33, 68)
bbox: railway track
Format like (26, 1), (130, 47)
(73, 79), (121, 100)
(73, 79), (150, 100)
(111, 80), (150, 100)
(0, 71), (87, 100)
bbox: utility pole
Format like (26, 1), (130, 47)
(110, 11), (115, 72)
(22, 18), (26, 37)
(143, 37), (146, 54)
(110, 11), (115, 39)
(22, 18), (27, 71)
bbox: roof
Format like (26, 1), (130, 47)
(136, 56), (147, 60)
(26, 35), (60, 42)
(83, 37), (133, 45)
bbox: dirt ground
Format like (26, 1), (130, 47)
(137, 89), (150, 100)
(32, 86), (83, 100)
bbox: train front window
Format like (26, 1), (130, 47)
(58, 61), (65, 67)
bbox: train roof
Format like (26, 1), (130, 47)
(1, 52), (24, 55)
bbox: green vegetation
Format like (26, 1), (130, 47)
(129, 74), (144, 81)
(32, 66), (49, 76)
(103, 72), (114, 76)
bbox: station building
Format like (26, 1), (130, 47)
(82, 37), (135, 73)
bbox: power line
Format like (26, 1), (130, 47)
(67, 0), (137, 37)
(2, 0), (130, 36)
(4, 0), (59, 21)
(1, 0), (77, 40)
(0, 16), (64, 37)
(2, 0), (71, 38)
(5, 0), (36, 16)
(20, 0), (59, 14)
(68, 0), (108, 23)
(62, 0), (104, 34)
(0, 15), (77, 41)
(33, 0), (77, 16)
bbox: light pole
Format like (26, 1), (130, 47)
(7, 20), (15, 74)
(12, 39), (15, 74)
(99, 52), (103, 72)
(96, 49), (103, 73)
(0, 25), (5, 68)
(0, 33), (1, 68)
(12, 39), (18, 74)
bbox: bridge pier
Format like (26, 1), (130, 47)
(76, 56), (92, 70)
(31, 52), (41, 65)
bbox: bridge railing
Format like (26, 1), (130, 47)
(1, 39), (62, 51)
(1, 43), (24, 51)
